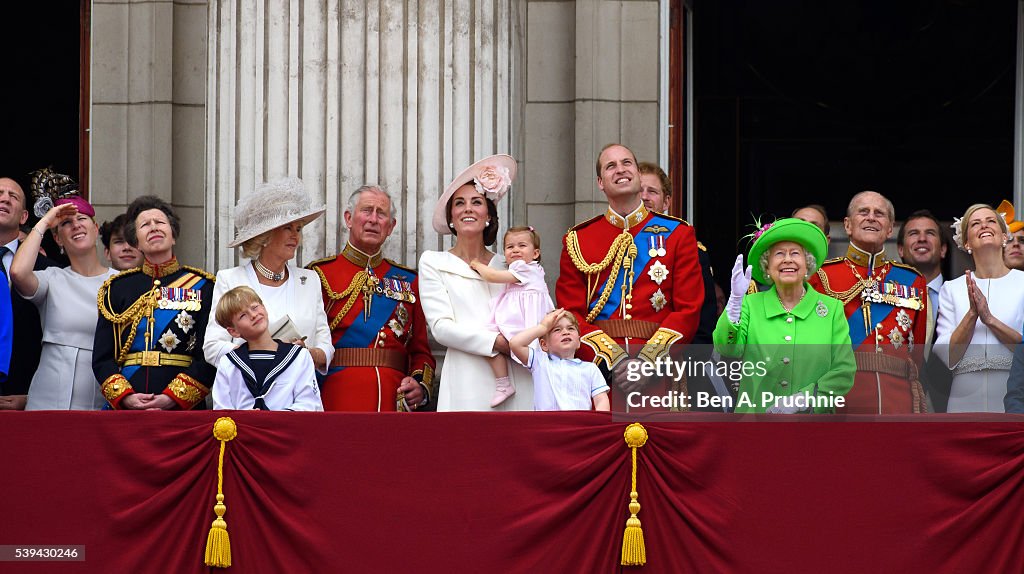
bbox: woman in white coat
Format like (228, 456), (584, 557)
(204, 177), (333, 373)
(419, 154), (534, 411)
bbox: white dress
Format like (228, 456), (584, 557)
(419, 250), (533, 411)
(934, 269), (1024, 413)
(23, 266), (118, 410)
(203, 263), (334, 373)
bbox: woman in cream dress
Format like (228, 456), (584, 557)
(419, 154), (533, 411)
(204, 177), (333, 373)
(935, 203), (1024, 412)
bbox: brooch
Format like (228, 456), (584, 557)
(647, 260), (669, 285)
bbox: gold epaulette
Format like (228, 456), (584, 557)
(567, 213), (604, 232)
(182, 265), (216, 282)
(820, 256), (845, 266)
(656, 213), (686, 224)
(386, 259), (417, 275)
(306, 255), (337, 270)
(889, 261), (925, 277)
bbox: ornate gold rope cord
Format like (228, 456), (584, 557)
(815, 268), (865, 304)
(97, 284), (161, 363)
(568, 230), (635, 323)
(317, 269), (371, 331)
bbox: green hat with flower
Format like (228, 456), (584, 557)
(746, 217), (828, 285)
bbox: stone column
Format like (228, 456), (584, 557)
(90, 0), (209, 265)
(206, 0), (524, 270)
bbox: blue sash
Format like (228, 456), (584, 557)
(121, 276), (207, 380)
(847, 265), (917, 346)
(328, 267), (408, 375)
(589, 215), (680, 321)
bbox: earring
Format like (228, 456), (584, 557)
(967, 247), (973, 255)
(485, 220), (490, 227)
(1003, 238), (1008, 248)
(448, 222), (455, 229)
(60, 246), (65, 255)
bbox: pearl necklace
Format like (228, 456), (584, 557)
(253, 259), (286, 282)
(777, 289), (806, 313)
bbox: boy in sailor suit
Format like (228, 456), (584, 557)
(212, 286), (322, 411)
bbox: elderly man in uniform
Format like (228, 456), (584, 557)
(809, 191), (929, 413)
(557, 144), (703, 407)
(308, 185), (434, 411)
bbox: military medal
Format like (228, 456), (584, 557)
(647, 235), (667, 257)
(647, 260), (669, 285)
(650, 288), (667, 312)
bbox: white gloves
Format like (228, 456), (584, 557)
(726, 254), (752, 324)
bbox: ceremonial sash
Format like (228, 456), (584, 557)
(588, 215), (680, 321)
(329, 266), (405, 375)
(847, 265), (917, 347)
(122, 272), (207, 380)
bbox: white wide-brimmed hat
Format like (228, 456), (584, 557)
(228, 177), (327, 248)
(431, 154), (517, 235)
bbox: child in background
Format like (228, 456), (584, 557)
(470, 226), (555, 407)
(212, 286), (323, 411)
(509, 308), (610, 411)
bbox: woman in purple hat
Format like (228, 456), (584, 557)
(9, 169), (117, 410)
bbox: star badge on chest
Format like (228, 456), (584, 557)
(647, 260), (669, 285)
(650, 289), (667, 312)
(888, 326), (904, 349)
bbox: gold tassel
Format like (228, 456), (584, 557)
(621, 423), (649, 566)
(205, 417), (238, 568)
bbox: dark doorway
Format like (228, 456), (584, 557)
(688, 0), (1018, 281)
(0, 1), (85, 198)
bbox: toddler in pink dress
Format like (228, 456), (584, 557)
(470, 226), (555, 407)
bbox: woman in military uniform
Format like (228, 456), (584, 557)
(92, 196), (216, 410)
(714, 218), (855, 414)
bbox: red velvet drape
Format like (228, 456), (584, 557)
(2, 412), (1023, 573)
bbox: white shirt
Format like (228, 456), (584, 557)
(526, 347), (609, 411)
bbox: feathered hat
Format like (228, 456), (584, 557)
(30, 168), (94, 218)
(228, 177), (326, 248)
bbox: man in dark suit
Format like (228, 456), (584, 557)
(896, 209), (951, 412)
(0, 176), (54, 409)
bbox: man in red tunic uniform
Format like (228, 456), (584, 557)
(809, 191), (929, 413)
(308, 185), (434, 411)
(556, 144), (704, 408)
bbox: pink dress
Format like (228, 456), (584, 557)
(491, 260), (555, 340)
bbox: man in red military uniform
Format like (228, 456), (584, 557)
(809, 190), (929, 413)
(308, 185), (434, 411)
(556, 143), (704, 407)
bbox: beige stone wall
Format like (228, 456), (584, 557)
(522, 0), (660, 290)
(90, 0), (209, 266)
(88, 0), (662, 275)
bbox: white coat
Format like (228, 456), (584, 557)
(203, 263), (334, 372)
(418, 250), (533, 411)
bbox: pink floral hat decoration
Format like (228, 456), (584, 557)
(432, 154), (517, 235)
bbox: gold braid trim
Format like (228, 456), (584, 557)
(815, 267), (865, 305)
(566, 230), (636, 323)
(314, 266), (373, 330)
(97, 277), (161, 364)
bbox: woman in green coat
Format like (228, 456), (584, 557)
(714, 218), (855, 413)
